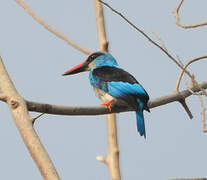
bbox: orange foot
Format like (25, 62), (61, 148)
(101, 99), (114, 111)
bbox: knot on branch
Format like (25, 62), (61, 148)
(10, 100), (19, 109)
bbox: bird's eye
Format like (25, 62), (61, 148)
(87, 52), (103, 62)
(89, 54), (97, 61)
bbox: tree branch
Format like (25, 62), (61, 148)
(21, 80), (207, 116)
(173, 0), (207, 29)
(94, 1), (121, 179)
(178, 99), (193, 119)
(95, 0), (109, 51)
(31, 113), (45, 125)
(0, 57), (60, 180)
(15, 0), (92, 55)
(199, 96), (207, 133)
(99, 0), (192, 78)
(175, 56), (207, 92)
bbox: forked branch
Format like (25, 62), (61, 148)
(175, 56), (207, 92)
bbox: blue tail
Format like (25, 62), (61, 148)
(136, 110), (146, 138)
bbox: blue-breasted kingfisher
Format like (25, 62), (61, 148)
(63, 52), (150, 138)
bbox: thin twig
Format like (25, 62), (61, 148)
(178, 99), (193, 119)
(99, 0), (192, 78)
(199, 96), (207, 133)
(173, 0), (207, 28)
(187, 85), (207, 133)
(152, 31), (168, 52)
(31, 113), (45, 125)
(175, 56), (207, 92)
(15, 0), (92, 55)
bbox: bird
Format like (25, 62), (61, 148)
(62, 52), (150, 138)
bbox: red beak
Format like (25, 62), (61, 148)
(62, 61), (88, 76)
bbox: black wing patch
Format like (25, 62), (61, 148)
(92, 66), (149, 111)
(92, 66), (138, 84)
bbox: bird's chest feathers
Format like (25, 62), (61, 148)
(93, 87), (114, 102)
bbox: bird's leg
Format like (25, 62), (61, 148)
(101, 99), (114, 111)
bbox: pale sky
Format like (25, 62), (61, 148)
(0, 1), (207, 179)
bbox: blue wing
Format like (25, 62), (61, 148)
(90, 66), (149, 105)
(107, 81), (147, 98)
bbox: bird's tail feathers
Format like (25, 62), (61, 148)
(136, 110), (146, 138)
(136, 99), (146, 138)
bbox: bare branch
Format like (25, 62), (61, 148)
(187, 86), (207, 133)
(94, 1), (121, 179)
(99, 0), (192, 78)
(15, 0), (92, 55)
(178, 99), (193, 119)
(152, 31), (168, 52)
(175, 56), (207, 92)
(98, 1), (207, 124)
(150, 34), (206, 120)
(31, 113), (45, 125)
(105, 114), (120, 179)
(173, 0), (207, 28)
(94, 0), (109, 51)
(0, 56), (60, 180)
(199, 96), (207, 133)
(23, 80), (207, 116)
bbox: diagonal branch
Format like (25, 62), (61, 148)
(0, 56), (60, 180)
(31, 113), (45, 125)
(99, 0), (203, 119)
(173, 0), (207, 29)
(99, 0), (192, 78)
(15, 0), (92, 55)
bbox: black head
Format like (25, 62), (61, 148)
(86, 52), (105, 63)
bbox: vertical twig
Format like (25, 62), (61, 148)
(105, 113), (121, 179)
(95, 0), (109, 52)
(94, 1), (121, 180)
(0, 57), (60, 180)
(199, 96), (207, 133)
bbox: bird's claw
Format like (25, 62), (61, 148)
(101, 99), (114, 111)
